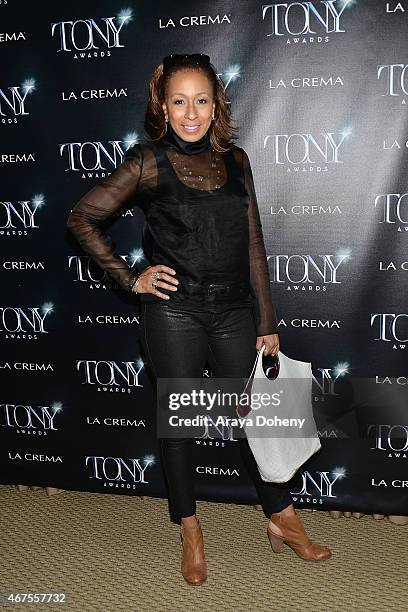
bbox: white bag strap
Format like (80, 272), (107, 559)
(242, 345), (266, 395)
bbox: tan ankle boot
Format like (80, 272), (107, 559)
(180, 516), (207, 585)
(267, 504), (332, 561)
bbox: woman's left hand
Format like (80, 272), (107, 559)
(256, 333), (279, 356)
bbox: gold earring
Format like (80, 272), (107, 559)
(212, 108), (215, 121)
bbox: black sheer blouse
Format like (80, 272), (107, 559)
(66, 132), (279, 336)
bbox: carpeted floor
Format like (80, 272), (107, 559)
(0, 484), (406, 611)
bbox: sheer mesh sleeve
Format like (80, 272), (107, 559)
(66, 145), (144, 292)
(241, 148), (279, 336)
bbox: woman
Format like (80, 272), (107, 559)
(67, 53), (331, 586)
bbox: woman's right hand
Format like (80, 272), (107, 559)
(133, 264), (179, 299)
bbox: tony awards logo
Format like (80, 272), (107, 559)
(0, 194), (44, 237)
(371, 313), (408, 350)
(51, 11), (133, 59)
(262, 1), (353, 44)
(270, 250), (350, 291)
(290, 467), (346, 504)
(60, 137), (138, 178)
(76, 358), (145, 393)
(0, 302), (53, 340)
(0, 402), (62, 435)
(377, 63), (408, 105)
(194, 415), (239, 448)
(374, 193), (408, 232)
(368, 423), (408, 459)
(264, 129), (350, 172)
(313, 361), (349, 399)
(0, 79), (36, 124)
(85, 455), (155, 489)
(68, 253), (140, 290)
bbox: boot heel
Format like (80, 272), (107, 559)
(268, 505), (332, 561)
(267, 527), (284, 553)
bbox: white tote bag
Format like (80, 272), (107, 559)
(237, 345), (321, 483)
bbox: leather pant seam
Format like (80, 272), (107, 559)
(206, 340), (222, 374)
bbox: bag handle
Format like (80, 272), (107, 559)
(236, 345), (266, 417)
(242, 345), (265, 395)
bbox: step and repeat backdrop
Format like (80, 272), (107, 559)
(1, 1), (407, 515)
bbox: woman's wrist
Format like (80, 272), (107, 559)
(129, 265), (153, 293)
(129, 271), (142, 293)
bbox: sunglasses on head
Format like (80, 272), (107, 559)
(162, 53), (211, 71)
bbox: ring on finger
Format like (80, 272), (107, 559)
(151, 270), (160, 288)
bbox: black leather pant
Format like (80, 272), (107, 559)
(140, 299), (293, 524)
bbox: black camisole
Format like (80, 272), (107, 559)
(140, 140), (250, 301)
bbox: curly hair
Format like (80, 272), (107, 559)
(144, 57), (239, 153)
